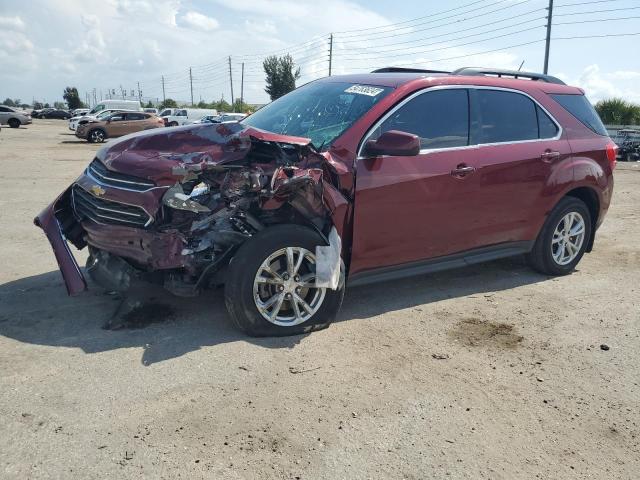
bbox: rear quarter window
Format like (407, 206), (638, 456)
(551, 94), (607, 136)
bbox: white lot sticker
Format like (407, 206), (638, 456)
(344, 85), (385, 97)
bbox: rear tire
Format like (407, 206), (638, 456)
(168, 121), (178, 127)
(527, 197), (591, 276)
(8, 118), (20, 128)
(224, 224), (344, 337)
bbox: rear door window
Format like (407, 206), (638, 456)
(537, 105), (559, 138)
(374, 89), (469, 150)
(126, 113), (146, 120)
(476, 90), (538, 144)
(551, 94), (607, 136)
(176, 110), (187, 117)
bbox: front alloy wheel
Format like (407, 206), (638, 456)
(224, 224), (344, 337)
(89, 129), (105, 143)
(253, 247), (326, 327)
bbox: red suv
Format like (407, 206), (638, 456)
(35, 67), (616, 336)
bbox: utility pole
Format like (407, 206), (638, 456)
(93, 88), (97, 105)
(189, 67), (194, 106)
(161, 76), (166, 104)
(543, 0), (554, 74)
(328, 33), (333, 76)
(137, 81), (142, 103)
(100, 89), (103, 101)
(240, 62), (244, 109)
(228, 56), (234, 106)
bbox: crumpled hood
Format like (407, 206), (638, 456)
(95, 122), (313, 185)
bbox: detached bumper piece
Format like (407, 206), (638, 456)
(33, 189), (87, 296)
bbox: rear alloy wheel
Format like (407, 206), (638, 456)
(8, 118), (20, 128)
(88, 129), (106, 143)
(527, 197), (591, 276)
(224, 224), (344, 337)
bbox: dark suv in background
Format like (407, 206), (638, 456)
(36, 67), (616, 336)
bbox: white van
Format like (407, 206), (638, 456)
(162, 108), (217, 126)
(86, 100), (142, 116)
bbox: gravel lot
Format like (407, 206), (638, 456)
(1, 121), (639, 479)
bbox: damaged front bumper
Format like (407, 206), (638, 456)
(34, 124), (352, 297)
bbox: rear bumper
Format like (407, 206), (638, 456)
(33, 194), (87, 296)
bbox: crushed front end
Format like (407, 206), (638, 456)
(34, 122), (349, 297)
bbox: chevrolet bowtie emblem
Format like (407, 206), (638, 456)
(90, 185), (105, 196)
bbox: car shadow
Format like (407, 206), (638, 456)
(0, 257), (548, 366)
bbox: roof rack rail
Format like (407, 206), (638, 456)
(451, 67), (566, 85)
(371, 67), (450, 74)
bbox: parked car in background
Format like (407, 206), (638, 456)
(0, 105), (32, 128)
(75, 111), (164, 142)
(31, 107), (55, 119)
(71, 108), (90, 117)
(162, 108), (217, 126)
(144, 108), (158, 114)
(193, 112), (247, 124)
(86, 100), (142, 117)
(35, 67), (616, 337)
(41, 109), (72, 119)
(69, 108), (137, 131)
(158, 108), (179, 118)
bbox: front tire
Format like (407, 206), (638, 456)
(8, 118), (20, 128)
(88, 129), (106, 143)
(527, 197), (591, 276)
(224, 224), (344, 337)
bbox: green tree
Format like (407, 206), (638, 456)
(214, 97), (231, 112)
(3, 98), (16, 107)
(53, 101), (66, 109)
(595, 98), (640, 125)
(63, 87), (84, 110)
(44, 103), (50, 108)
(263, 54), (300, 101)
(196, 100), (209, 109)
(33, 101), (44, 110)
(161, 98), (178, 109)
(231, 99), (251, 113)
(145, 100), (154, 108)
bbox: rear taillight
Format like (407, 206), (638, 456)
(606, 142), (618, 171)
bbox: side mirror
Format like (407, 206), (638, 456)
(363, 130), (421, 157)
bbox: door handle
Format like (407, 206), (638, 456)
(541, 150), (560, 162)
(451, 164), (476, 178)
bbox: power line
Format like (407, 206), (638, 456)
(554, 15), (640, 25)
(335, 6), (544, 44)
(553, 6), (640, 16)
(337, 0), (533, 39)
(336, 25), (543, 62)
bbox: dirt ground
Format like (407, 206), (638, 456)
(1, 121), (639, 479)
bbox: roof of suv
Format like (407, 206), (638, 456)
(320, 68), (582, 95)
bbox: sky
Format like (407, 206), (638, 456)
(1, 0), (639, 106)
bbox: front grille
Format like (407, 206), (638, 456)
(72, 185), (152, 228)
(87, 159), (156, 192)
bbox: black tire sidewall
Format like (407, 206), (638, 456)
(532, 197), (592, 275)
(9, 119), (20, 128)
(224, 224), (344, 337)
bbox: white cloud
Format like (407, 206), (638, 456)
(568, 64), (640, 104)
(180, 11), (219, 32)
(0, 15), (25, 30)
(244, 19), (277, 36)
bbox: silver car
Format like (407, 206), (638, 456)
(0, 105), (32, 128)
